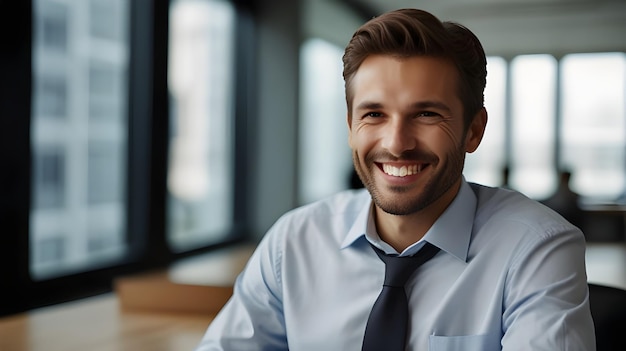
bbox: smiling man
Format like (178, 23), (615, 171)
(195, 8), (595, 351)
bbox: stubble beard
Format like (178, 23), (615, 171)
(352, 143), (466, 216)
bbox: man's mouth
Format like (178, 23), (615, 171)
(381, 163), (426, 177)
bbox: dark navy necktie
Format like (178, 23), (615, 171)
(362, 242), (440, 351)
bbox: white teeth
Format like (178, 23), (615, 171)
(382, 164), (422, 177)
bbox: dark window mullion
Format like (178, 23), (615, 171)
(126, 0), (160, 267)
(0, 0), (34, 317)
(144, 0), (172, 265)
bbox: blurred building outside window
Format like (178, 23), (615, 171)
(33, 147), (65, 209)
(31, 0), (130, 279)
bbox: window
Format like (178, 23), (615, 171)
(167, 0), (236, 251)
(31, 0), (130, 279)
(87, 141), (124, 204)
(2, 0), (249, 317)
(89, 0), (126, 41)
(39, 1), (67, 52)
(298, 38), (352, 205)
(510, 54), (558, 199)
(33, 148), (65, 209)
(560, 52), (626, 200)
(34, 236), (65, 265)
(89, 61), (125, 120)
(35, 74), (67, 118)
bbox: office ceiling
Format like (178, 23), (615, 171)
(341, 0), (626, 56)
(347, 0), (625, 19)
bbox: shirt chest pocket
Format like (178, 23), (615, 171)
(429, 333), (500, 351)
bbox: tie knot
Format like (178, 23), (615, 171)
(372, 243), (440, 287)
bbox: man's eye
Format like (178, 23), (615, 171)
(364, 112), (383, 118)
(416, 111), (439, 118)
(415, 111), (446, 124)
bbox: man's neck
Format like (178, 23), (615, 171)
(374, 180), (461, 253)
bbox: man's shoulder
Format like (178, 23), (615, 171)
(469, 182), (580, 239)
(269, 189), (370, 236)
(260, 189), (371, 255)
(470, 182), (546, 213)
(288, 189), (371, 218)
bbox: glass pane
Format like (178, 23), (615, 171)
(31, 0), (130, 279)
(167, 0), (235, 251)
(464, 56), (507, 187)
(510, 54), (558, 199)
(298, 39), (352, 205)
(560, 52), (626, 200)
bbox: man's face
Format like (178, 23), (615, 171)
(348, 55), (481, 216)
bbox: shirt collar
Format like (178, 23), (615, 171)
(340, 178), (476, 263)
(341, 196), (372, 249)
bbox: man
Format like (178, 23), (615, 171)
(195, 8), (595, 350)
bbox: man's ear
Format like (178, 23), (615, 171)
(465, 107), (487, 153)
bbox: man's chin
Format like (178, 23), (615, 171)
(372, 195), (428, 216)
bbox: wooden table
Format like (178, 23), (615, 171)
(0, 294), (213, 351)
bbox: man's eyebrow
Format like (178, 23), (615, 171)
(354, 101), (384, 111)
(410, 101), (453, 114)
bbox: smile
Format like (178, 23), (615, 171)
(382, 164), (425, 177)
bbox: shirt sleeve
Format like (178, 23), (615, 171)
(194, 227), (288, 351)
(501, 225), (596, 351)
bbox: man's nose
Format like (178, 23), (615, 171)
(380, 118), (416, 157)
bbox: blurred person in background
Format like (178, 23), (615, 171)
(541, 170), (585, 230)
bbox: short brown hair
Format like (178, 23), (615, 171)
(342, 8), (487, 127)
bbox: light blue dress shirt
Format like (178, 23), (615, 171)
(195, 180), (596, 350)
